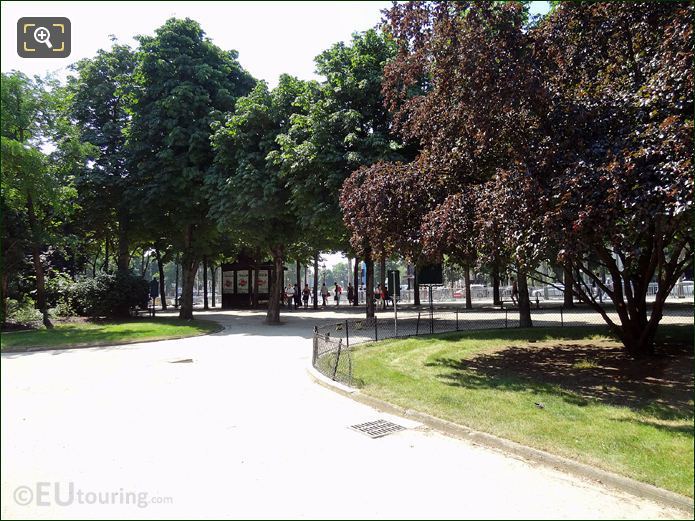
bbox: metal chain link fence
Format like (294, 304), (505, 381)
(312, 305), (694, 386)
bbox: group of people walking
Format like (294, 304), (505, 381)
(285, 282), (350, 309)
(284, 283), (312, 310)
(284, 281), (392, 310)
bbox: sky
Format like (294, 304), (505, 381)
(2, 1), (395, 87)
(1, 1), (550, 86)
(1, 0), (550, 267)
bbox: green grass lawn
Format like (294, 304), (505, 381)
(351, 325), (694, 497)
(0, 318), (220, 351)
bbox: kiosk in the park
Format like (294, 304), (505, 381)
(220, 253), (275, 308)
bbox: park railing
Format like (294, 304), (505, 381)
(389, 281), (695, 305)
(311, 304), (693, 387)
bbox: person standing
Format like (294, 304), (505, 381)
(302, 284), (311, 309)
(347, 283), (354, 305)
(334, 282), (342, 307)
(321, 283), (329, 307)
(511, 277), (519, 305)
(380, 283), (388, 310)
(293, 283), (302, 309)
(286, 284), (295, 310)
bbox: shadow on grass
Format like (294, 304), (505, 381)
(426, 326), (694, 422)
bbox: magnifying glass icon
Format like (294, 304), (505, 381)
(33, 26), (53, 49)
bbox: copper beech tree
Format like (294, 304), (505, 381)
(340, 160), (445, 316)
(355, 1), (693, 355)
(420, 191), (479, 310)
(533, 2), (694, 356)
(380, 1), (548, 323)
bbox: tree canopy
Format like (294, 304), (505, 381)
(128, 17), (255, 319)
(2, 3), (692, 355)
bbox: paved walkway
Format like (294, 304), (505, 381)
(0, 310), (686, 519)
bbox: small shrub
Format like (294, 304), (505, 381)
(51, 296), (76, 318)
(45, 272), (75, 308)
(5, 296), (43, 325)
(66, 272), (149, 318)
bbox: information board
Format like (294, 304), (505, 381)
(222, 271), (235, 294)
(257, 270), (269, 293)
(237, 270), (250, 294)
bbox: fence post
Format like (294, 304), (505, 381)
(416, 312), (421, 335)
(456, 308), (459, 331)
(429, 285), (434, 334)
(312, 326), (318, 366)
(505, 309), (508, 328)
(560, 307), (564, 327)
(345, 320), (350, 348)
(374, 316), (378, 342)
(332, 339), (342, 381)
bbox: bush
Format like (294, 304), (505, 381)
(66, 272), (149, 318)
(45, 272), (76, 309)
(5, 296), (43, 325)
(51, 296), (76, 318)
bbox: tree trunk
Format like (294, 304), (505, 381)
(296, 259), (301, 289)
(178, 225), (198, 320)
(27, 195), (51, 328)
(379, 257), (386, 289)
(251, 261), (259, 308)
(464, 264), (472, 309)
(313, 253), (319, 310)
(117, 206), (130, 272)
(353, 257), (359, 306)
(103, 235), (110, 273)
(266, 245), (284, 324)
(518, 269), (533, 328)
(414, 265), (421, 306)
(211, 264), (216, 307)
(366, 256), (375, 318)
(155, 248), (167, 310)
(203, 256), (209, 310)
(563, 261), (575, 308)
(174, 254), (180, 308)
(1, 270), (8, 325)
(492, 261), (501, 305)
(620, 318), (656, 357)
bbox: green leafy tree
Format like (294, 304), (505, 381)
(1, 73), (77, 327)
(208, 76), (306, 323)
(128, 18), (254, 319)
(278, 30), (409, 262)
(69, 42), (137, 274)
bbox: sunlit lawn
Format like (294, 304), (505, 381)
(1, 318), (220, 351)
(351, 325), (694, 497)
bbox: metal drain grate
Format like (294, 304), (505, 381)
(349, 419), (406, 438)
